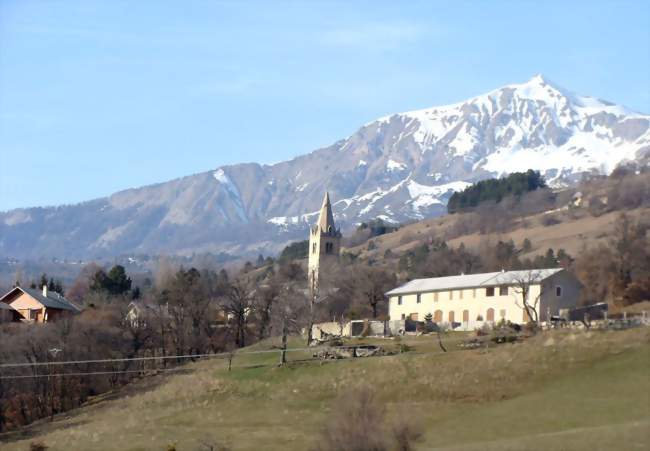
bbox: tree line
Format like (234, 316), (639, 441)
(447, 170), (547, 213)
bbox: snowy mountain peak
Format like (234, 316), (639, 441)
(1, 77), (647, 259)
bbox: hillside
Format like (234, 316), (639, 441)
(1, 75), (648, 260)
(348, 206), (649, 263)
(345, 170), (650, 264)
(2, 328), (648, 450)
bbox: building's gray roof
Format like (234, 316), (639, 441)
(386, 268), (564, 296)
(0, 287), (81, 312)
(0, 302), (16, 311)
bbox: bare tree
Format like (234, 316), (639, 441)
(222, 277), (255, 348)
(354, 266), (396, 319)
(270, 284), (307, 365)
(508, 270), (544, 328)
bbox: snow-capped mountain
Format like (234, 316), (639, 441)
(1, 75), (648, 259)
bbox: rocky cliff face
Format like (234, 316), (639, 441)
(1, 75), (648, 259)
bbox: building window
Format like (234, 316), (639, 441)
(472, 288), (476, 298)
(398, 296), (402, 305)
(486, 308), (495, 322)
(416, 293), (421, 304)
(448, 311), (455, 323)
(434, 310), (443, 322)
(312, 243), (317, 254)
(556, 286), (562, 297)
(325, 242), (334, 254)
(499, 286), (508, 296)
(449, 290), (454, 300)
(434, 292), (439, 302)
(459, 290), (464, 299)
(486, 287), (495, 297)
(463, 309), (469, 323)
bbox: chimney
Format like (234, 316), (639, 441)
(42, 285), (48, 297)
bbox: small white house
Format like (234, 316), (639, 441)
(386, 269), (582, 330)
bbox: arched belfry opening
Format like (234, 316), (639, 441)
(308, 191), (342, 297)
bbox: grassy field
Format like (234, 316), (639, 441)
(1, 328), (649, 451)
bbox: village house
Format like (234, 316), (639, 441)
(386, 268), (582, 331)
(0, 285), (81, 323)
(0, 302), (20, 323)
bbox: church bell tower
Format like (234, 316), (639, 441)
(308, 192), (341, 297)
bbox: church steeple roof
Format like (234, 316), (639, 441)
(317, 191), (336, 232)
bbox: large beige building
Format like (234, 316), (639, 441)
(387, 269), (582, 330)
(308, 192), (341, 296)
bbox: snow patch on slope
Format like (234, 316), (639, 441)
(267, 211), (319, 231)
(213, 169), (248, 223)
(407, 180), (472, 211)
(386, 159), (407, 172)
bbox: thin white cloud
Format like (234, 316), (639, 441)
(321, 22), (427, 50)
(188, 78), (263, 96)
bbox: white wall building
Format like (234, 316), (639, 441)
(386, 269), (582, 330)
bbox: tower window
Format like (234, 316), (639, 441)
(312, 243), (317, 254)
(325, 242), (334, 254)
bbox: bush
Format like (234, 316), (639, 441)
(314, 386), (422, 451)
(540, 214), (561, 226)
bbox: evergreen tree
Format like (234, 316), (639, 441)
(107, 265), (132, 295)
(448, 170), (546, 213)
(256, 254), (265, 267)
(90, 265), (132, 295)
(278, 240), (309, 263)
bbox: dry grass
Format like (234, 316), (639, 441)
(1, 328), (649, 451)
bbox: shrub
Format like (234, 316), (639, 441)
(475, 322), (491, 336)
(314, 386), (422, 451)
(30, 443), (48, 451)
(540, 214), (561, 226)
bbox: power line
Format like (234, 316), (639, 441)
(0, 341), (455, 369)
(0, 367), (192, 380)
(0, 346), (462, 380)
(0, 335), (494, 379)
(0, 346), (323, 369)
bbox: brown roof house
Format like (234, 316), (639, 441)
(0, 302), (20, 323)
(0, 285), (81, 323)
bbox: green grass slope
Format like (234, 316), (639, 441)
(1, 328), (649, 451)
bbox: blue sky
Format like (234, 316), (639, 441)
(1, 0), (649, 211)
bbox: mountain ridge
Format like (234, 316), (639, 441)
(1, 75), (648, 259)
